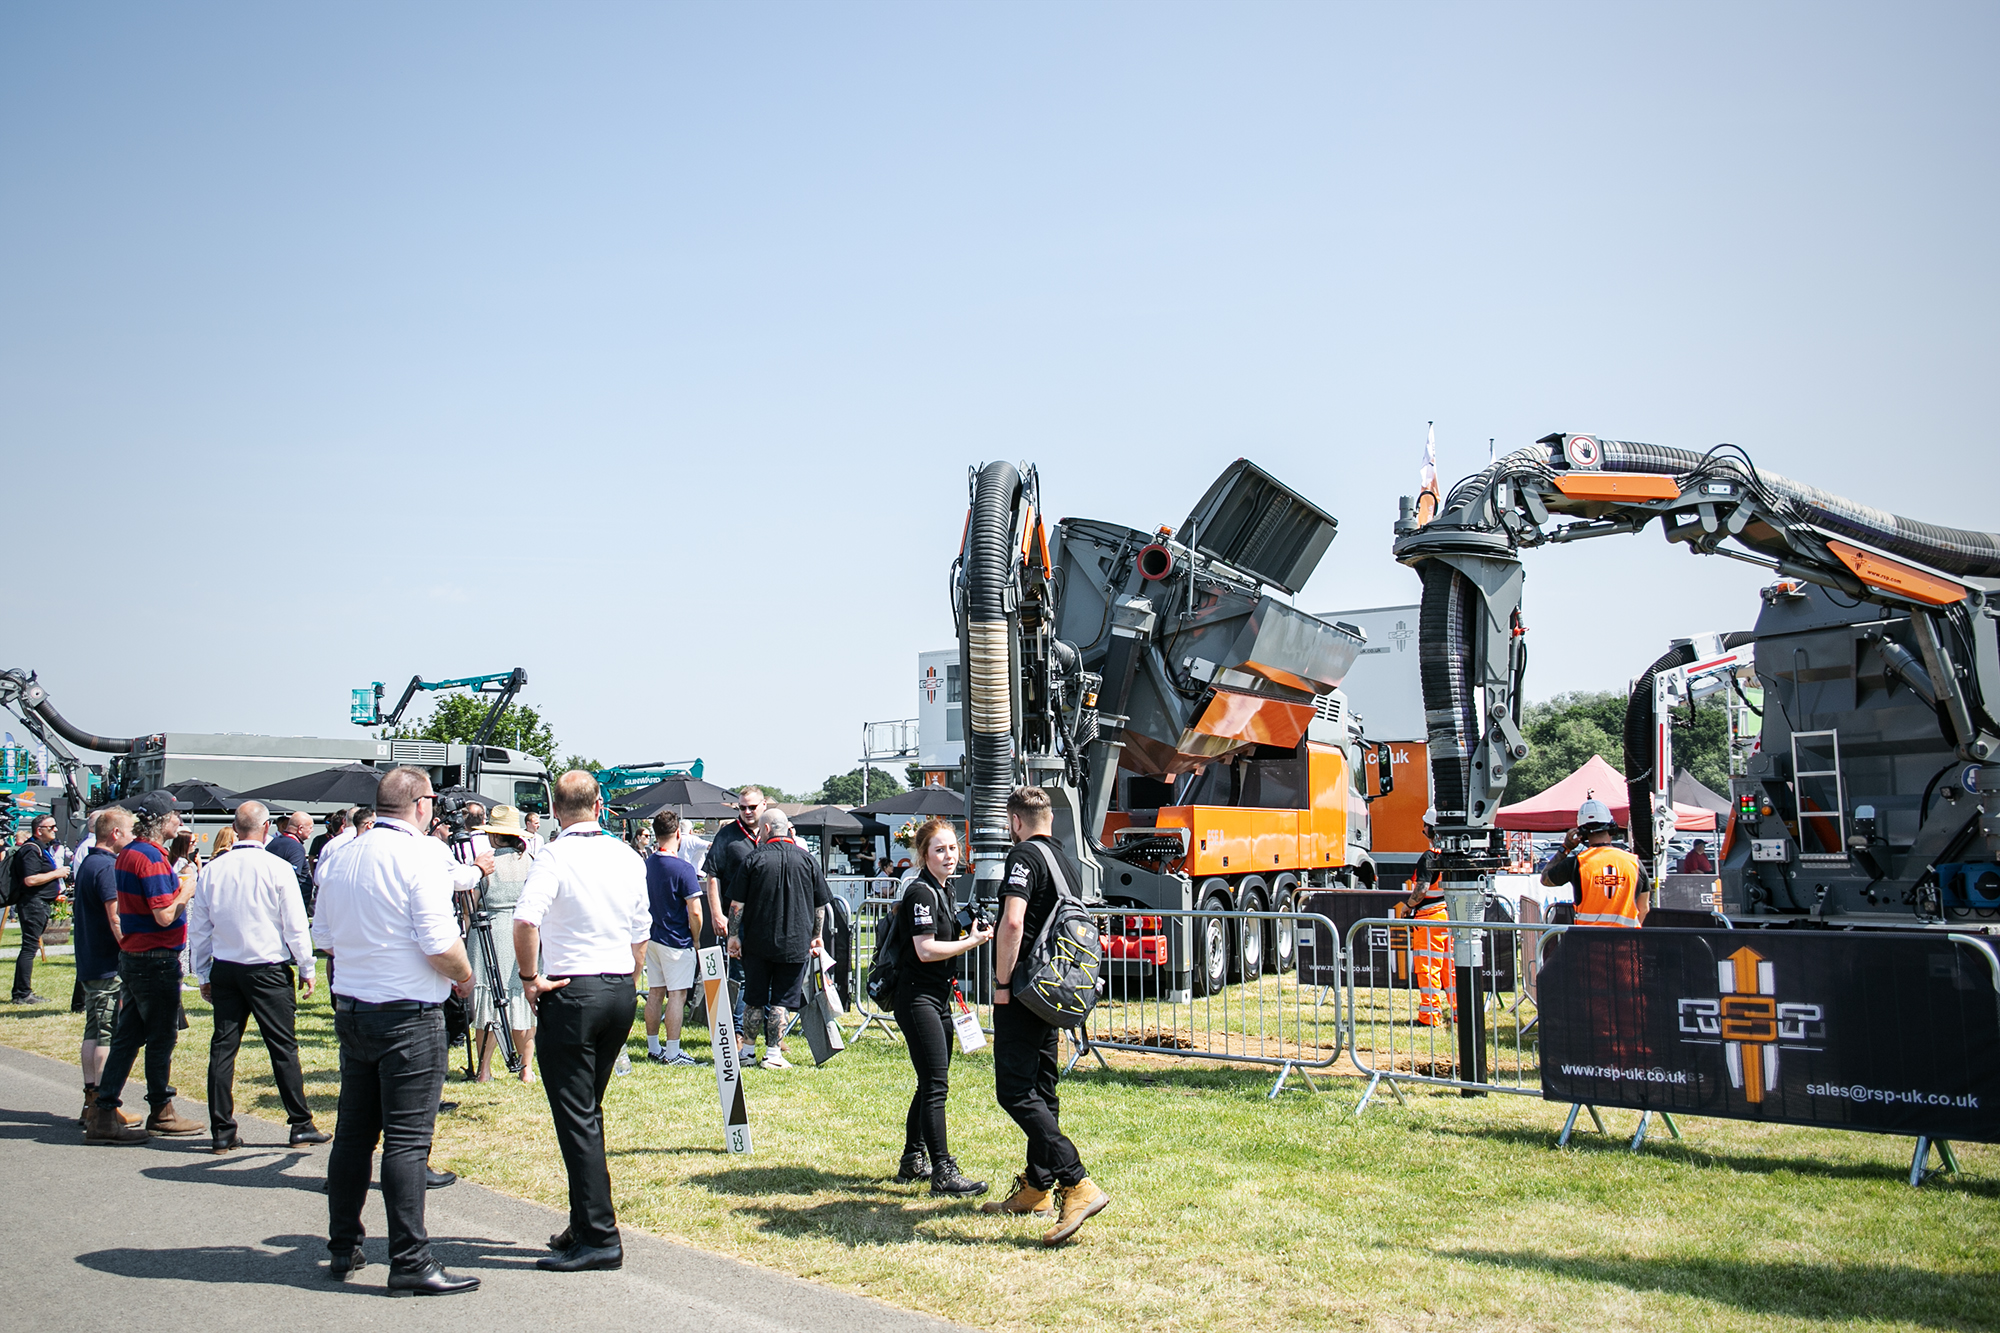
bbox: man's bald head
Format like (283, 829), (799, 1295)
(234, 801), (270, 838)
(552, 770), (601, 826)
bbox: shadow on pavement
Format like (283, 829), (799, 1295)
(142, 1148), (326, 1193)
(1447, 1248), (1998, 1328)
(75, 1232), (547, 1290)
(0, 1107), (88, 1147)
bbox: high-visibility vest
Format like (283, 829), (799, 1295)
(1573, 845), (1645, 927)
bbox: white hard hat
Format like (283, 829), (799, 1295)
(1422, 808), (1438, 827)
(1577, 797), (1615, 829)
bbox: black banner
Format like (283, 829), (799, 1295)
(1539, 929), (2000, 1143)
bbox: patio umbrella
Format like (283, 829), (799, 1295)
(610, 774), (740, 822)
(236, 763), (384, 807)
(791, 805), (864, 869)
(108, 788), (192, 813)
(165, 779), (243, 814)
(853, 787), (966, 817)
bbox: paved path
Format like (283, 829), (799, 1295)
(0, 1043), (959, 1332)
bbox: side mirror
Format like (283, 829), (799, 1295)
(1366, 745), (1395, 802)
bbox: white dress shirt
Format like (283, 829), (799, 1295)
(514, 822), (650, 977)
(310, 817), (461, 1003)
(188, 840), (314, 981)
(312, 827), (355, 885)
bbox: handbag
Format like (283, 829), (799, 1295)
(800, 959), (847, 1066)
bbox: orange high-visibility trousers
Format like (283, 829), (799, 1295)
(1410, 900), (1455, 1026)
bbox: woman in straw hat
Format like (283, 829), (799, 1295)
(470, 805), (539, 1082)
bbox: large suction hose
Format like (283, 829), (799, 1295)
(1600, 440), (2000, 580)
(0, 669), (141, 753)
(964, 462), (1024, 873)
(1417, 563), (1482, 823)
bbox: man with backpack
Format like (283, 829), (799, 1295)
(982, 785), (1109, 1245)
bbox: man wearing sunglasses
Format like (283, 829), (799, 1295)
(312, 766), (479, 1297)
(700, 786), (767, 1038)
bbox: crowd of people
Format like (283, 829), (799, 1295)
(1, 769), (1110, 1296)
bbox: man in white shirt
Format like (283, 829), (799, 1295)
(311, 766), (480, 1297)
(189, 800), (326, 1155)
(514, 770), (649, 1274)
(523, 810), (547, 856)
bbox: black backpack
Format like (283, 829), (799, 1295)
(865, 891), (911, 1010)
(1010, 842), (1103, 1029)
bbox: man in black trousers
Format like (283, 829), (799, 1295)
(515, 770), (650, 1273)
(984, 785), (1110, 1246)
(187, 800), (330, 1153)
(311, 767), (479, 1295)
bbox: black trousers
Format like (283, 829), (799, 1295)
(894, 987), (953, 1160)
(536, 974), (635, 1249)
(327, 1004), (447, 1273)
(11, 895), (51, 1000)
(992, 1000), (1086, 1190)
(206, 959), (313, 1135)
(94, 950), (183, 1111)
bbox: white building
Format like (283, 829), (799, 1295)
(914, 648), (964, 789)
(1313, 603), (1423, 741)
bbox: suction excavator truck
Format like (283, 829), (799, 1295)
(1394, 431), (2000, 930)
(953, 459), (1413, 999)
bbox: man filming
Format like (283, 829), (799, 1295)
(1540, 796), (1651, 928)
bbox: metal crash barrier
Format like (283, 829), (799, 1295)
(1344, 915), (1565, 1112)
(836, 891), (1345, 1098)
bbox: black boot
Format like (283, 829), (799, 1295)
(894, 1147), (931, 1184)
(929, 1155), (988, 1199)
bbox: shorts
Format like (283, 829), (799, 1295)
(81, 975), (122, 1043)
(645, 942), (698, 992)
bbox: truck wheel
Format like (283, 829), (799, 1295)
(1192, 884), (1232, 997)
(1270, 875), (1299, 973)
(1235, 876), (1267, 981)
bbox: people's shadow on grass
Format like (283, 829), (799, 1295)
(685, 1165), (1047, 1249)
(76, 1231), (544, 1290)
(1449, 1249), (2000, 1329)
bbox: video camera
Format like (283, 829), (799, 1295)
(432, 790), (474, 846)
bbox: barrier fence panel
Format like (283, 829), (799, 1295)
(1082, 908), (1344, 1098)
(834, 890), (1344, 1098)
(1344, 916), (1565, 1111)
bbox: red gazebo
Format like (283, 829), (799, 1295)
(1494, 755), (1717, 832)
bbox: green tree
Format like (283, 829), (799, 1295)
(734, 781), (802, 804)
(1507, 690), (1625, 800)
(811, 766), (906, 806)
(1506, 687), (1733, 802)
(393, 695), (561, 771)
(558, 755), (603, 775)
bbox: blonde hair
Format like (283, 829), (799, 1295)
(213, 828), (238, 855)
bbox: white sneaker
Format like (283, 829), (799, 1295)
(760, 1050), (792, 1070)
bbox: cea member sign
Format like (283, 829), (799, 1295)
(1538, 929), (2000, 1143)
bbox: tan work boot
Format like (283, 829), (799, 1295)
(145, 1100), (204, 1136)
(979, 1175), (1054, 1217)
(79, 1097), (141, 1128)
(84, 1106), (150, 1146)
(1041, 1178), (1110, 1246)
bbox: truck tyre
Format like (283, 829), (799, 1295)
(1234, 876), (1267, 982)
(1270, 874), (1299, 973)
(1192, 881), (1232, 998)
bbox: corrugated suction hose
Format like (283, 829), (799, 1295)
(965, 462), (1023, 868)
(1623, 642), (1697, 863)
(1417, 562), (1481, 823)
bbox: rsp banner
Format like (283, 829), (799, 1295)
(1539, 929), (2000, 1143)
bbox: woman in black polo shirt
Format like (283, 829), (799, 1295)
(892, 816), (992, 1197)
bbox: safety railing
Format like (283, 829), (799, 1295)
(1343, 915), (1566, 1111)
(835, 892), (1345, 1098)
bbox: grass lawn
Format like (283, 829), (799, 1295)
(3, 950), (1994, 1332)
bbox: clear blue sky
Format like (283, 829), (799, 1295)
(3, 4), (1995, 793)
